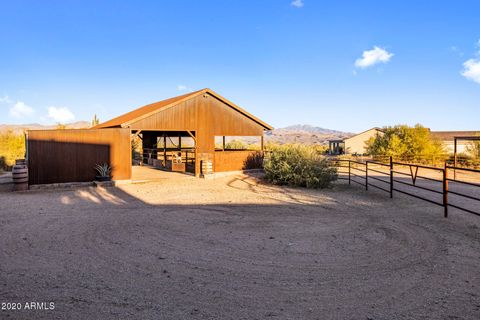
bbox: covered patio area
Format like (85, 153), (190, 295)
(134, 130), (197, 175)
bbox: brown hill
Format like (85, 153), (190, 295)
(0, 121), (91, 134)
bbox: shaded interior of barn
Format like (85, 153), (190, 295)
(133, 130), (264, 178)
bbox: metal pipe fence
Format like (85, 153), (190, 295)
(329, 157), (480, 218)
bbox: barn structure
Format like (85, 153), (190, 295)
(27, 88), (272, 185)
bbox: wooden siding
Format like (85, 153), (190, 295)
(27, 128), (131, 185)
(209, 95), (265, 136)
(214, 150), (257, 172)
(128, 93), (264, 135)
(128, 97), (198, 131)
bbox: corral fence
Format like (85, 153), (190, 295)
(329, 157), (480, 218)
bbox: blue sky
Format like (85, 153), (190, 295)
(0, 0), (479, 132)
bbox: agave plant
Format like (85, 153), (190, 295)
(94, 163), (112, 177)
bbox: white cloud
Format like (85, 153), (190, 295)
(461, 59), (480, 84)
(47, 106), (75, 123)
(291, 0), (304, 8)
(460, 39), (480, 85)
(0, 95), (13, 104)
(355, 46), (394, 69)
(9, 101), (34, 118)
(177, 85), (188, 91)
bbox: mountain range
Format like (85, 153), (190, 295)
(265, 124), (353, 145)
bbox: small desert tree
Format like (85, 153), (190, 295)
(365, 124), (447, 162)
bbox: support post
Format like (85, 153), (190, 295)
(163, 134), (167, 167)
(389, 156), (393, 198)
(222, 136), (226, 151)
(453, 137), (457, 180)
(443, 165), (449, 218)
(365, 161), (368, 190)
(260, 135), (264, 152)
(348, 160), (351, 185)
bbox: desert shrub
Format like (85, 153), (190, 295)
(264, 144), (337, 188)
(244, 151), (264, 169)
(0, 131), (25, 171)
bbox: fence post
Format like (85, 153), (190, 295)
(365, 161), (368, 190)
(443, 165), (448, 218)
(389, 156), (393, 198)
(348, 160), (351, 185)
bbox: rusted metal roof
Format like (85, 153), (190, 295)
(430, 131), (480, 141)
(94, 88), (273, 130)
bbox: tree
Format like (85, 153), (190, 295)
(365, 124), (447, 161)
(91, 114), (100, 127)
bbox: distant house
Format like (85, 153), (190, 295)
(430, 131), (480, 155)
(328, 127), (383, 155)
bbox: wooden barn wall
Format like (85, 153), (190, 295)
(214, 150), (257, 172)
(128, 98), (198, 131)
(129, 94), (264, 136)
(208, 95), (265, 136)
(27, 128), (131, 185)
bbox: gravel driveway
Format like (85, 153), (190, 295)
(1, 173), (479, 319)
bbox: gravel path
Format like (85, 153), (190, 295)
(0, 173), (479, 319)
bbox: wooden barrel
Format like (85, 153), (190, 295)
(15, 159), (26, 165)
(12, 164), (29, 191)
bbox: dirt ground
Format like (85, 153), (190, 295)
(0, 170), (479, 319)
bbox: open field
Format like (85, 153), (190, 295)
(1, 170), (479, 319)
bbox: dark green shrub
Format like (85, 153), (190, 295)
(244, 151), (264, 169)
(264, 145), (337, 188)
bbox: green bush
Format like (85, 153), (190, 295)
(264, 144), (337, 188)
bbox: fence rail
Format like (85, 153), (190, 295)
(329, 157), (480, 218)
